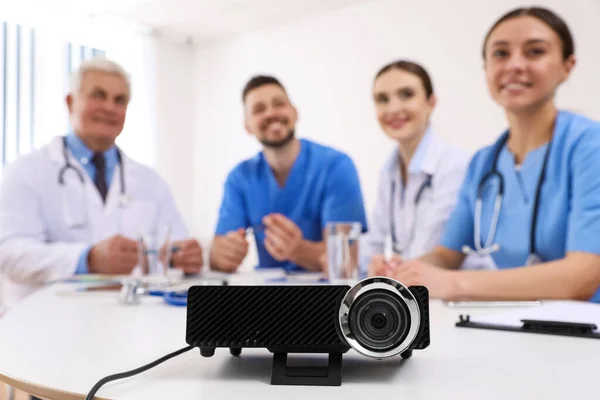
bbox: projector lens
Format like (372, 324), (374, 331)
(339, 277), (420, 358)
(349, 289), (410, 352)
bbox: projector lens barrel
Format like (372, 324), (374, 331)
(339, 277), (421, 358)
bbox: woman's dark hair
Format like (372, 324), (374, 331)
(482, 7), (574, 60)
(374, 60), (434, 99)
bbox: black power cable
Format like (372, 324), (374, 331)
(85, 345), (195, 400)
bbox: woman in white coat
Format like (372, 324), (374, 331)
(0, 57), (203, 315)
(363, 60), (488, 275)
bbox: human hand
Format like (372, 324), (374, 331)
(391, 259), (457, 299)
(368, 254), (403, 277)
(263, 213), (303, 262)
(209, 228), (249, 272)
(88, 235), (139, 274)
(169, 239), (204, 275)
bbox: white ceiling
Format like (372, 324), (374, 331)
(5, 0), (376, 46)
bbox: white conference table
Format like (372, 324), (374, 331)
(0, 278), (598, 400)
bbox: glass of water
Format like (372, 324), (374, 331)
(132, 231), (172, 288)
(326, 222), (362, 283)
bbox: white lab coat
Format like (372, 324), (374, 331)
(361, 131), (494, 271)
(0, 136), (189, 314)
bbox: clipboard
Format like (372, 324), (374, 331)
(456, 315), (600, 339)
(455, 301), (600, 340)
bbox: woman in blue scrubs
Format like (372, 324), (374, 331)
(371, 7), (600, 302)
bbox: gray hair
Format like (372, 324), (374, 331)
(69, 57), (131, 96)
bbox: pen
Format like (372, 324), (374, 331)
(248, 219), (311, 235)
(169, 245), (198, 277)
(169, 246), (181, 268)
(247, 224), (265, 234)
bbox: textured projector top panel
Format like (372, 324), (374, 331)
(186, 285), (350, 350)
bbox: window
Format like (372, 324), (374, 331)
(66, 42), (105, 75)
(0, 21), (35, 166)
(0, 19), (106, 169)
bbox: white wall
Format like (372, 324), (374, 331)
(108, 34), (197, 241)
(191, 0), (600, 249)
(153, 39), (196, 239)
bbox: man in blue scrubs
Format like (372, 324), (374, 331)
(209, 75), (368, 273)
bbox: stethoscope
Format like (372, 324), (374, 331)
(119, 279), (188, 307)
(59, 136), (129, 228)
(389, 174), (433, 256)
(461, 132), (553, 266)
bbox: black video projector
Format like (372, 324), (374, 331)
(185, 277), (430, 386)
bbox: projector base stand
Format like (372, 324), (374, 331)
(270, 352), (342, 386)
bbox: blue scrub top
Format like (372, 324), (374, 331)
(441, 110), (600, 302)
(215, 139), (368, 272)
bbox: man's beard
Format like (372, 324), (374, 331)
(259, 128), (296, 149)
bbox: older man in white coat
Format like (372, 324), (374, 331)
(0, 57), (203, 315)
